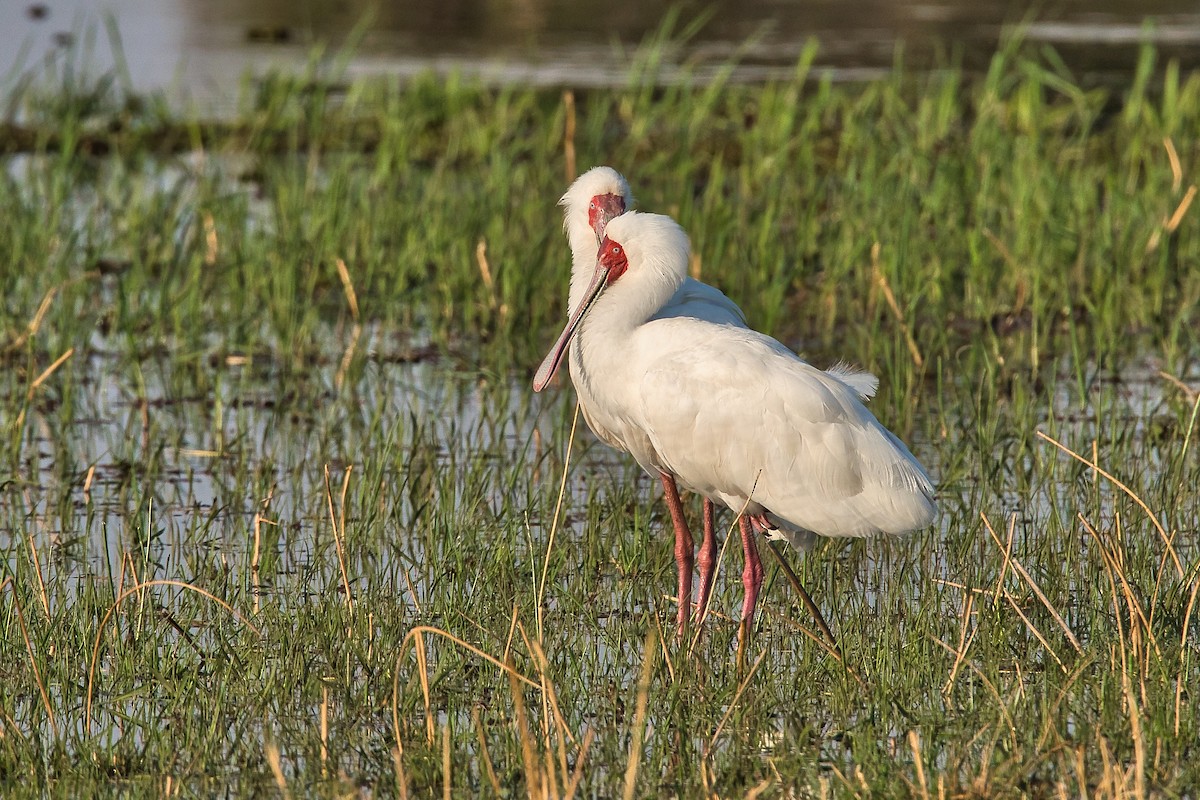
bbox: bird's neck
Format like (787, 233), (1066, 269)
(566, 222), (601, 314)
(582, 255), (686, 341)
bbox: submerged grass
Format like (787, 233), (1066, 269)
(1, 29), (1199, 797)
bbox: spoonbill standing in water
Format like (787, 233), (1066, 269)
(535, 210), (936, 644)
(559, 166), (747, 631)
(558, 168), (882, 634)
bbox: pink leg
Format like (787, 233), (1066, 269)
(739, 515), (764, 627)
(694, 498), (718, 624)
(659, 472), (694, 634)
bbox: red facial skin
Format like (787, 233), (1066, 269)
(597, 236), (629, 284)
(588, 193), (626, 238)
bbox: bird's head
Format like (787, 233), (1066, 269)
(597, 212), (689, 288)
(560, 166), (632, 243)
(534, 212), (689, 392)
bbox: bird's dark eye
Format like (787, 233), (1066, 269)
(613, 246), (622, 255)
(589, 201), (596, 209)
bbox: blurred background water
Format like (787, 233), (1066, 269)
(3, 0), (1199, 110)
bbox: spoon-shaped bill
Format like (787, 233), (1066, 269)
(533, 259), (612, 392)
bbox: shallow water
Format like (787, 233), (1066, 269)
(9, 315), (1192, 595)
(3, 0), (1198, 111)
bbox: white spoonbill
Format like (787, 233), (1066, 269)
(535, 211), (936, 640)
(559, 166), (747, 631)
(561, 167), (883, 632)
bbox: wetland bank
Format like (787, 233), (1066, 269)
(2, 25), (1200, 798)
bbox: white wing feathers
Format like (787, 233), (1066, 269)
(635, 320), (935, 540)
(654, 278), (748, 327)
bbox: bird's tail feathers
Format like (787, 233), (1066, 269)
(825, 362), (879, 401)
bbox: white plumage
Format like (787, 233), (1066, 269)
(559, 166), (746, 328)
(555, 166), (879, 460)
(636, 321), (936, 538)
(535, 208), (936, 632)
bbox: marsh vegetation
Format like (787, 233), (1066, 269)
(1, 32), (1199, 797)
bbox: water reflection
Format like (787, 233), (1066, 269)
(2, 0), (1198, 110)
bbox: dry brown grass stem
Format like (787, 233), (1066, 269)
(523, 404), (588, 794)
(827, 761), (866, 800)
(503, 602), (520, 662)
(22, 524), (49, 618)
(1175, 566), (1200, 735)
(335, 256), (360, 321)
(870, 242), (923, 369)
(390, 624), (542, 754)
(509, 654), (542, 800)
(1164, 137), (1182, 191)
(320, 685), (329, 776)
(700, 760), (716, 799)
(85, 579), (262, 732)
(932, 578), (988, 595)
(1037, 431), (1183, 579)
(323, 464), (355, 613)
(980, 514), (1068, 671)
(4, 272), (99, 354)
(991, 511), (1017, 606)
(17, 346), (74, 428)
(1070, 745), (1088, 800)
(265, 737), (291, 799)
(536, 404), (582, 645)
(1183, 392), (1200, 462)
(543, 745), (559, 800)
(414, 630), (434, 743)
(765, 607), (866, 689)
(473, 707), (504, 796)
(622, 628), (659, 800)
(1078, 514), (1162, 664)
(744, 777), (774, 799)
(943, 590), (977, 694)
(401, 564), (422, 615)
(1146, 183), (1198, 252)
(649, 612), (677, 685)
(509, 627), (575, 792)
(1010, 590), (1067, 672)
(507, 624), (589, 800)
(82, 464), (95, 503)
(476, 239), (495, 295)
(1158, 370), (1198, 403)
(564, 728), (595, 800)
(562, 91), (576, 183)
(334, 257), (363, 390)
(202, 211), (219, 264)
(909, 730), (930, 800)
(1120, 658), (1148, 800)
(392, 745), (410, 800)
(252, 489), (276, 615)
(1166, 186), (1196, 234)
(1, 578), (57, 736)
(525, 634), (578, 747)
(982, 512), (1083, 654)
